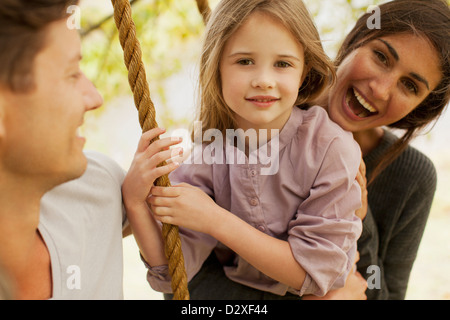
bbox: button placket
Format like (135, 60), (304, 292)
(257, 225), (266, 232)
(249, 198), (259, 206)
(245, 165), (267, 234)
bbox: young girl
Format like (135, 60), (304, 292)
(122, 0), (363, 299)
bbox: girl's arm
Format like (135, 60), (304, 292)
(149, 183), (307, 290)
(213, 204), (307, 290)
(122, 128), (183, 267)
(300, 159), (368, 300)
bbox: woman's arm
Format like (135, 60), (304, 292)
(358, 146), (437, 299)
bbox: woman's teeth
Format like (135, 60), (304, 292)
(354, 90), (377, 113)
(346, 88), (378, 118)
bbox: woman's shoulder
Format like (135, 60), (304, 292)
(397, 143), (436, 186)
(385, 132), (435, 172)
(371, 131), (437, 189)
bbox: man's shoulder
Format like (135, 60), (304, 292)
(83, 150), (126, 184)
(41, 151), (125, 210)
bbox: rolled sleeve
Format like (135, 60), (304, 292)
(289, 135), (362, 296)
(143, 259), (172, 293)
(142, 228), (218, 293)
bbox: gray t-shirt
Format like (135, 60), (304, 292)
(39, 151), (127, 299)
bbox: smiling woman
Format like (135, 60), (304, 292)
(330, 33), (442, 136)
(330, 0), (449, 172)
(316, 0), (450, 299)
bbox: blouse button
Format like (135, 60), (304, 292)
(250, 198), (259, 206)
(257, 225), (266, 232)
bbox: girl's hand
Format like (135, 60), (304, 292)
(355, 158), (368, 221)
(122, 128), (183, 212)
(148, 183), (219, 234)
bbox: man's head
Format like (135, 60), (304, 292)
(0, 0), (103, 189)
(0, 0), (79, 92)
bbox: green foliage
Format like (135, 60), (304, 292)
(80, 0), (205, 107)
(79, 0), (386, 125)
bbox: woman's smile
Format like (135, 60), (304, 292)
(344, 87), (379, 119)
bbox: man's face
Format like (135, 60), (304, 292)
(0, 18), (102, 188)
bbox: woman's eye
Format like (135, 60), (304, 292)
(374, 50), (388, 66)
(275, 61), (291, 68)
(402, 79), (418, 94)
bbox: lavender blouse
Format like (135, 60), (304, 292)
(146, 106), (362, 297)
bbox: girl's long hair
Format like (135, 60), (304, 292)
(192, 0), (335, 140)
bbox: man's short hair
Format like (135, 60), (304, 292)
(0, 0), (78, 92)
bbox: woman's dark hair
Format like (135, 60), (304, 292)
(0, 0), (78, 92)
(336, 0), (450, 182)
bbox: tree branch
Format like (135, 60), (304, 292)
(81, 0), (141, 38)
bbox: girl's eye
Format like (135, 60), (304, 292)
(275, 61), (291, 68)
(373, 50), (388, 66)
(402, 79), (418, 94)
(237, 59), (253, 66)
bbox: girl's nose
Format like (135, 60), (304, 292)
(251, 68), (275, 89)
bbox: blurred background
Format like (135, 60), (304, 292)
(77, 0), (450, 299)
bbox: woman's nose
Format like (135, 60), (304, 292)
(369, 74), (394, 102)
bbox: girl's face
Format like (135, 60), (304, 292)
(327, 33), (442, 133)
(219, 11), (305, 133)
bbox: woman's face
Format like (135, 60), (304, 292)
(327, 33), (442, 133)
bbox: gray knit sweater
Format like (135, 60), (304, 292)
(357, 130), (437, 299)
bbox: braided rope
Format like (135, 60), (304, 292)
(111, 0), (189, 300)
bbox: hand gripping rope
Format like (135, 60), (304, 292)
(110, 0), (210, 300)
